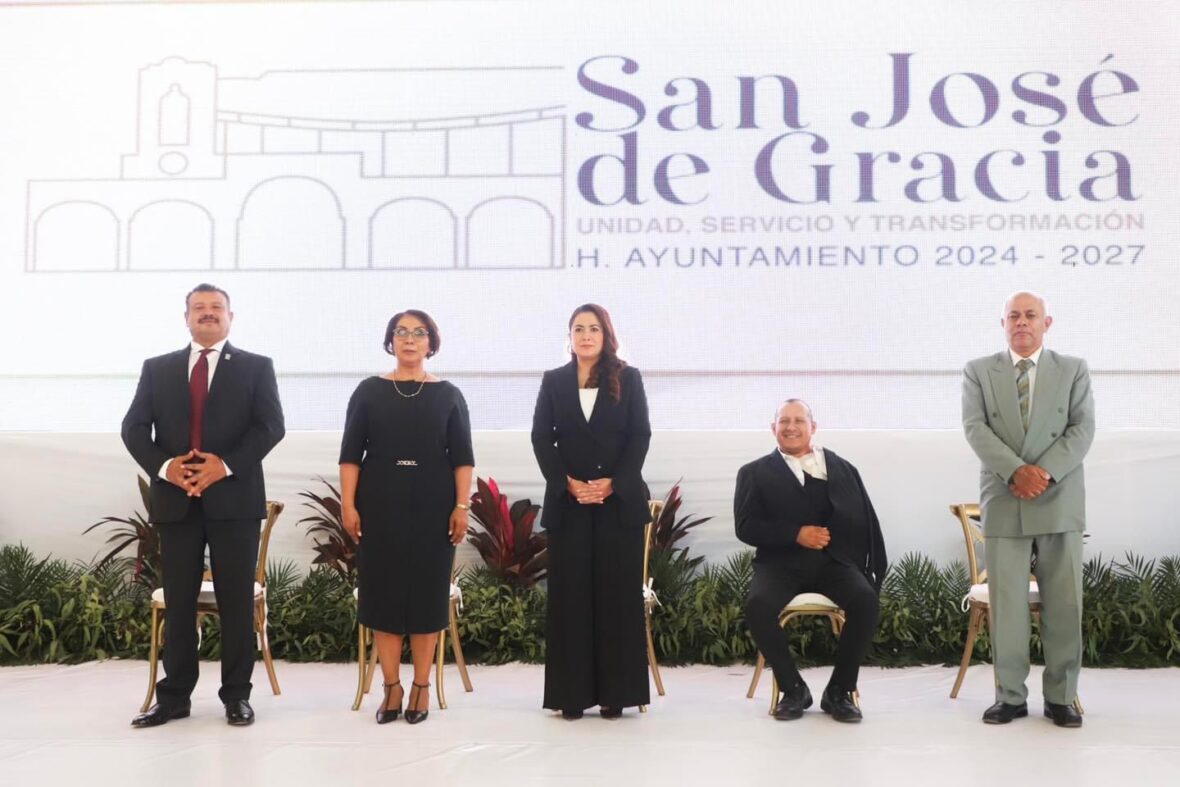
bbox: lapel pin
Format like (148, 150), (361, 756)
(224, 353), (232, 360)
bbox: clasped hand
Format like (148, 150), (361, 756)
(796, 525), (831, 550)
(567, 476), (613, 505)
(1009, 464), (1051, 500)
(166, 449), (228, 497)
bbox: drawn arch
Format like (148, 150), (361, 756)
(237, 176), (344, 269)
(129, 200), (213, 270)
(369, 198), (456, 269)
(465, 197), (554, 269)
(34, 201), (119, 271)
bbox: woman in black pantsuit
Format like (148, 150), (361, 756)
(340, 309), (474, 725)
(532, 304), (652, 720)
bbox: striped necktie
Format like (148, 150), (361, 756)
(1016, 358), (1034, 430)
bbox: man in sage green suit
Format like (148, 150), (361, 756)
(961, 292), (1095, 728)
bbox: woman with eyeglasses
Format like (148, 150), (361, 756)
(339, 309), (474, 725)
(532, 303), (652, 720)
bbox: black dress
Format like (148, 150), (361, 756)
(531, 361), (652, 711)
(340, 377), (474, 634)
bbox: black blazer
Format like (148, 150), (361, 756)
(122, 342), (286, 523)
(531, 361), (652, 529)
(734, 448), (888, 591)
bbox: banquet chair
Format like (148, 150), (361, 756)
(141, 500), (284, 712)
(746, 594), (849, 715)
(642, 500), (666, 700)
(948, 502), (1041, 699)
(351, 565), (471, 711)
(947, 503), (1082, 713)
(950, 503), (1009, 698)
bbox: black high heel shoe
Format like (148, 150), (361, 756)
(405, 681), (431, 724)
(375, 681), (403, 724)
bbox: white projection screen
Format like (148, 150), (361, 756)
(2, 0), (1177, 432)
(1, 0), (1178, 563)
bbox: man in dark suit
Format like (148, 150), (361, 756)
(735, 399), (886, 722)
(123, 283), (285, 727)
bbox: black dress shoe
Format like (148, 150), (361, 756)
(224, 699), (255, 726)
(131, 703), (191, 728)
(772, 681), (813, 721)
(561, 709), (584, 720)
(599, 706), (623, 720)
(982, 701), (1028, 724)
(820, 684), (863, 723)
(1044, 701), (1083, 728)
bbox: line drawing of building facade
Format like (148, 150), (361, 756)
(26, 57), (566, 273)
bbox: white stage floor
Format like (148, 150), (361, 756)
(1, 661), (1177, 786)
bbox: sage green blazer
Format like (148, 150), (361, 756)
(961, 349), (1095, 537)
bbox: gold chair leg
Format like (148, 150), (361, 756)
(141, 607), (161, 713)
(435, 629), (447, 710)
(449, 603), (473, 692)
(364, 630), (379, 693)
(951, 605), (984, 699)
(352, 624), (368, 711)
(256, 602), (280, 696)
(747, 651), (765, 699)
(645, 610), (665, 697)
(746, 608), (850, 714)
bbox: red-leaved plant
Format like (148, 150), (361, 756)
(83, 475), (162, 588)
(466, 477), (548, 588)
(652, 479), (712, 560)
(296, 477), (358, 581)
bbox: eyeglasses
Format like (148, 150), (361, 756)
(393, 327), (430, 341)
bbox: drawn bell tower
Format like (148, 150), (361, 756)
(121, 57), (224, 179)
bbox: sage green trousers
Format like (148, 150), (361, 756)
(984, 532), (1083, 706)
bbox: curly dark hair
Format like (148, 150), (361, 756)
(568, 303), (627, 402)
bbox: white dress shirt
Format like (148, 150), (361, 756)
(188, 338), (228, 388)
(778, 445), (827, 485)
(1009, 345), (1044, 413)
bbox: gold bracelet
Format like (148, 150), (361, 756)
(455, 503), (471, 511)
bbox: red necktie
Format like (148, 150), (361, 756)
(189, 349), (212, 451)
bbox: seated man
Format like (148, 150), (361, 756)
(735, 399), (887, 722)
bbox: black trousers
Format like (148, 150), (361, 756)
(745, 555), (879, 691)
(156, 501), (260, 705)
(543, 498), (650, 711)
